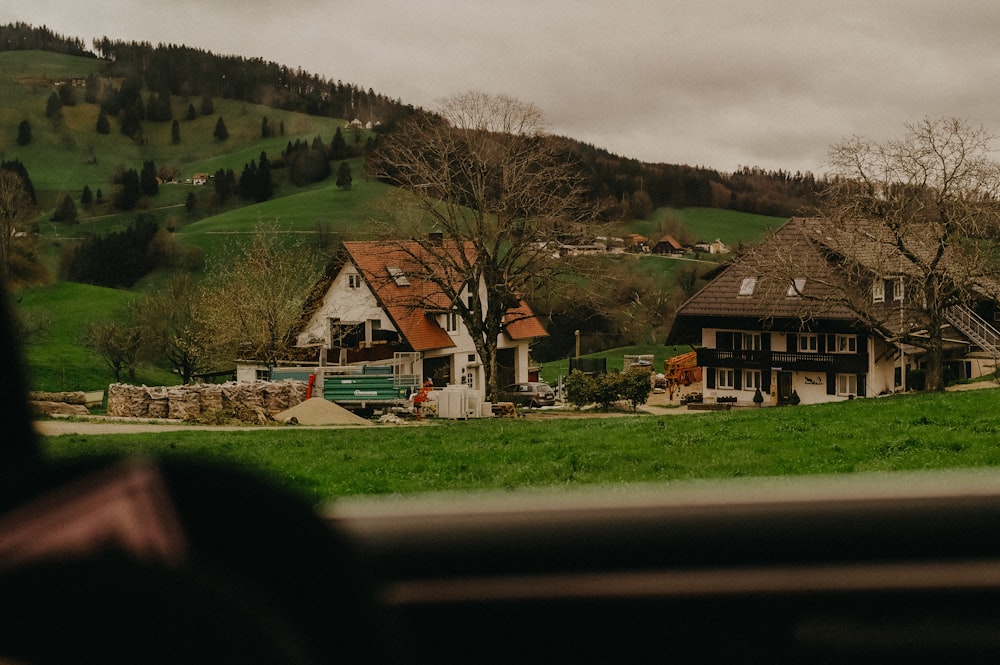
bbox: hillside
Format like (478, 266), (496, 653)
(2, 48), (785, 392)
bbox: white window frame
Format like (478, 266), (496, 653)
(787, 278), (806, 297)
(872, 279), (885, 303)
(798, 333), (818, 353)
(444, 310), (460, 333)
(739, 277), (757, 296)
(717, 368), (735, 390)
(347, 273), (362, 289)
(741, 332), (762, 351)
(891, 278), (904, 302)
(837, 373), (858, 396)
(834, 334), (857, 354)
(743, 369), (761, 391)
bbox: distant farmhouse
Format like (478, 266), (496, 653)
(667, 217), (1000, 407)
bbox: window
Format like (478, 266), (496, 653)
(834, 334), (857, 354)
(872, 280), (885, 303)
(255, 369), (269, 381)
(387, 266), (410, 286)
(739, 277), (757, 296)
(445, 310), (460, 333)
(798, 334), (818, 353)
(876, 278), (904, 302)
(744, 369), (761, 390)
(891, 279), (904, 302)
(347, 273), (362, 289)
(717, 368), (735, 389)
(787, 278), (806, 297)
(837, 373), (858, 396)
(741, 333), (762, 351)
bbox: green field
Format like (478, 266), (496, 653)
(40, 388), (1000, 505)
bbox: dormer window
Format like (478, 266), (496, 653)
(872, 280), (885, 303)
(738, 277), (757, 296)
(444, 310), (460, 333)
(387, 266), (409, 286)
(787, 278), (806, 297)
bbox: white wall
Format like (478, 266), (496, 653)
(296, 266), (395, 347)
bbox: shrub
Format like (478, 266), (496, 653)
(564, 370), (596, 409)
(620, 369), (652, 411)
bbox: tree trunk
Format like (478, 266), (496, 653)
(924, 331), (946, 392)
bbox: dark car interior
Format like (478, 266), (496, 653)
(4, 287), (1000, 663)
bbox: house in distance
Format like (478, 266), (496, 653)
(667, 217), (1000, 406)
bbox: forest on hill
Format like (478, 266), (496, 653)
(1, 22), (825, 219)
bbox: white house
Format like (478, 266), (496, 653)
(293, 239), (547, 404)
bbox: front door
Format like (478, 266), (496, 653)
(777, 371), (793, 405)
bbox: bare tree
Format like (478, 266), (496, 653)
(367, 91), (600, 398)
(198, 225), (322, 368)
(87, 300), (143, 383)
(137, 273), (211, 383)
(0, 170), (32, 285)
(746, 117), (1000, 391)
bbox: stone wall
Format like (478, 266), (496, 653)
(107, 380), (308, 421)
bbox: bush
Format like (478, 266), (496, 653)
(620, 369), (652, 411)
(564, 370), (596, 409)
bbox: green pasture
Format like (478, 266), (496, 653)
(17, 281), (177, 392)
(626, 207), (783, 248)
(40, 388), (1000, 504)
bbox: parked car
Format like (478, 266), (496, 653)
(498, 382), (555, 408)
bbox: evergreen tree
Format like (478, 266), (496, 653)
(119, 106), (142, 140)
(115, 169), (141, 210)
(261, 116), (272, 138)
(96, 110), (111, 135)
(84, 73), (100, 104)
(171, 119), (181, 144)
(200, 95), (214, 116)
(214, 168), (234, 203)
(330, 127), (349, 160)
(213, 116), (229, 141)
(186, 103), (197, 121)
(45, 91), (62, 118)
(16, 120), (31, 146)
(81, 185), (93, 207)
(96, 188), (104, 205)
(256, 152), (274, 201)
(50, 193), (78, 224)
(57, 83), (75, 107)
(140, 160), (159, 197)
(239, 160), (258, 201)
(336, 160), (352, 190)
(185, 191), (196, 213)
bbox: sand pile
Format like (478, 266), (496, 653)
(274, 397), (373, 426)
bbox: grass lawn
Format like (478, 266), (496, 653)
(40, 388), (1000, 506)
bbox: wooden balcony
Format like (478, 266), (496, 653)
(696, 348), (869, 374)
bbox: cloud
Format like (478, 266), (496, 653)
(14, 0), (1000, 174)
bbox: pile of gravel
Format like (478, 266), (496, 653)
(274, 397), (373, 426)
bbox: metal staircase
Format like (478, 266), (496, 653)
(946, 305), (1000, 357)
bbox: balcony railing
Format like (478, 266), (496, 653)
(697, 348), (869, 374)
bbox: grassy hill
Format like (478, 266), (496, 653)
(4, 51), (785, 392)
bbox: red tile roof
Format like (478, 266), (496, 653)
(342, 240), (546, 351)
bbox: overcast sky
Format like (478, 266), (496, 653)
(12, 0), (1000, 174)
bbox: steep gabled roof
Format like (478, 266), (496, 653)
(672, 218), (860, 323)
(343, 240), (455, 351)
(339, 240), (547, 350)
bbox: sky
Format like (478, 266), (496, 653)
(11, 0), (1000, 175)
